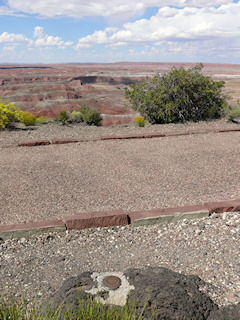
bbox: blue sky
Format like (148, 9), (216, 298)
(0, 0), (239, 64)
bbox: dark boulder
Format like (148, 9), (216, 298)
(44, 267), (239, 320)
(208, 303), (240, 320)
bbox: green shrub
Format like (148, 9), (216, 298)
(125, 64), (228, 124)
(135, 116), (146, 127)
(18, 111), (36, 126)
(69, 111), (84, 123)
(79, 105), (102, 126)
(0, 99), (22, 129)
(59, 110), (69, 124)
(224, 106), (240, 121)
(36, 116), (52, 124)
(54, 110), (70, 124)
(55, 107), (102, 126)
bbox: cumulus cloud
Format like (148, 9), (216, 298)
(0, 6), (14, 15)
(0, 28), (73, 50)
(76, 28), (118, 49)
(0, 31), (31, 45)
(4, 0), (236, 18)
(33, 26), (73, 49)
(76, 3), (240, 48)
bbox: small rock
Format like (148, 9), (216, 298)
(222, 212), (228, 220)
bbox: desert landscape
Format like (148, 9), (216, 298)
(1, 62), (240, 318)
(1, 62), (240, 126)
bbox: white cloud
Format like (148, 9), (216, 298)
(0, 31), (31, 45)
(0, 28), (74, 51)
(1, 1), (239, 63)
(76, 28), (118, 49)
(76, 3), (240, 48)
(4, 0), (236, 18)
(33, 26), (73, 49)
(0, 5), (26, 17)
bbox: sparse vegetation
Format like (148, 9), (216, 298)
(0, 99), (22, 129)
(125, 64), (229, 124)
(78, 105), (102, 126)
(58, 110), (70, 125)
(55, 106), (102, 126)
(0, 295), (154, 320)
(135, 116), (146, 127)
(18, 111), (36, 126)
(36, 116), (53, 125)
(224, 105), (240, 121)
(0, 98), (37, 129)
(69, 110), (83, 123)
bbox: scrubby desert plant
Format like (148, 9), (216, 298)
(36, 116), (53, 124)
(79, 105), (102, 126)
(55, 106), (102, 126)
(69, 110), (84, 123)
(68, 106), (102, 126)
(0, 99), (22, 129)
(125, 64), (228, 124)
(59, 110), (69, 124)
(135, 116), (146, 127)
(54, 110), (70, 125)
(224, 105), (240, 121)
(18, 111), (36, 126)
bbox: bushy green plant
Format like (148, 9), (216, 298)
(0, 99), (22, 129)
(125, 64), (228, 124)
(69, 111), (84, 123)
(79, 105), (102, 126)
(54, 110), (70, 125)
(59, 110), (69, 124)
(224, 106), (240, 121)
(36, 116), (52, 124)
(135, 116), (146, 127)
(55, 106), (102, 126)
(18, 111), (36, 126)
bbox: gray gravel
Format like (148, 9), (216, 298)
(0, 128), (239, 226)
(0, 212), (239, 308)
(0, 120), (239, 308)
(0, 118), (239, 145)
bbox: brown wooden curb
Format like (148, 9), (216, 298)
(1, 127), (239, 149)
(0, 200), (239, 240)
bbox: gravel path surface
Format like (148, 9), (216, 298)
(0, 119), (239, 308)
(0, 213), (239, 308)
(0, 118), (239, 145)
(0, 127), (239, 226)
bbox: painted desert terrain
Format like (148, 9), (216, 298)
(0, 62), (240, 126)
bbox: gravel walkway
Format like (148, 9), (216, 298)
(0, 119), (239, 309)
(0, 118), (239, 145)
(0, 127), (239, 226)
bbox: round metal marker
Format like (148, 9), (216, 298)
(102, 275), (121, 290)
